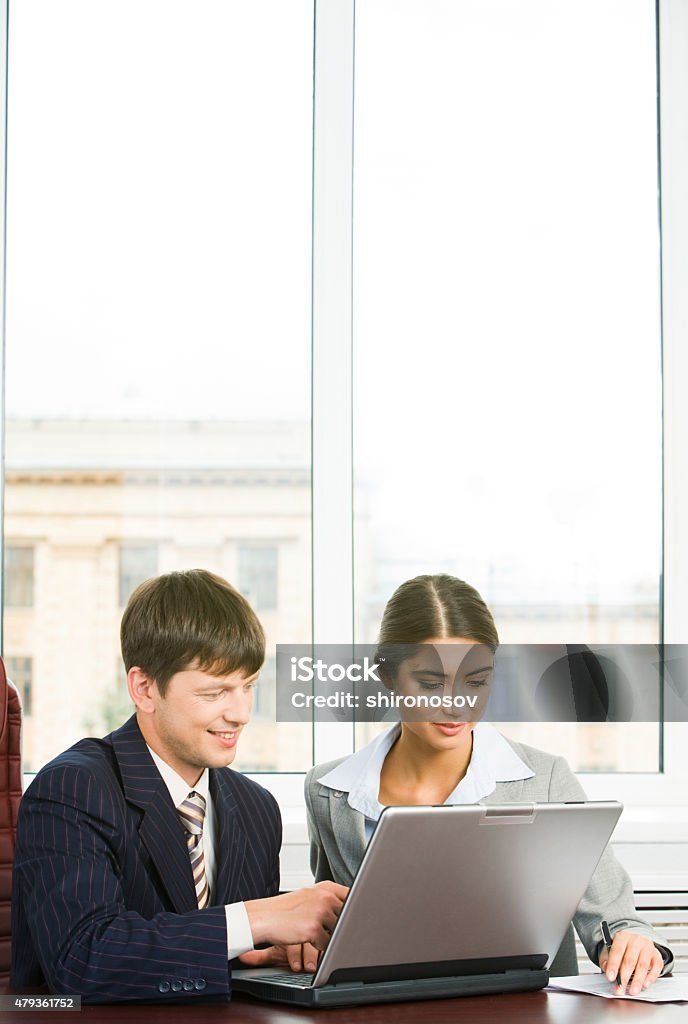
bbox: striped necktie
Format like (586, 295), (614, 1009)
(178, 791), (210, 909)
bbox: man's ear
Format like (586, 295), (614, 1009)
(127, 667), (158, 713)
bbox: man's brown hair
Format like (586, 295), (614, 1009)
(120, 569), (265, 694)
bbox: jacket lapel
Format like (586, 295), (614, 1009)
(210, 770), (247, 905)
(111, 716), (198, 914)
(325, 786), (368, 887)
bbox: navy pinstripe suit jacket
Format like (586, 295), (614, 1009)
(10, 715), (281, 1003)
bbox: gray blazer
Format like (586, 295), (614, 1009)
(305, 737), (673, 977)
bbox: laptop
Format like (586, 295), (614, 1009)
(232, 801), (622, 1008)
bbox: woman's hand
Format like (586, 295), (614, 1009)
(598, 930), (664, 995)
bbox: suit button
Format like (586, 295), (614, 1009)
(158, 981), (171, 994)
(194, 979), (207, 991)
(182, 980), (194, 991)
(171, 980), (183, 992)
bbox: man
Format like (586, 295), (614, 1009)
(11, 569), (346, 1002)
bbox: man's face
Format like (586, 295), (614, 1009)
(141, 665), (258, 786)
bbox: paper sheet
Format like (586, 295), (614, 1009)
(547, 974), (688, 1003)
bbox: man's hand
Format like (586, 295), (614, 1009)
(599, 930), (664, 995)
(245, 881), (348, 951)
(239, 942), (320, 972)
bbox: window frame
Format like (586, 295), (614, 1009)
(1, 0), (686, 814)
(302, 0), (688, 813)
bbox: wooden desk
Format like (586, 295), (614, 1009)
(1, 991), (685, 1023)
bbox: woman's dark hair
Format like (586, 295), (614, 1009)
(121, 569), (265, 694)
(378, 574), (499, 651)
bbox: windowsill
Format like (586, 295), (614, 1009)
(22, 771), (688, 845)
(281, 806), (688, 846)
(611, 806), (688, 842)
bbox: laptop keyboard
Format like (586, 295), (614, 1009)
(256, 970), (315, 986)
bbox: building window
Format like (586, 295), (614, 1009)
(239, 546), (278, 611)
(119, 544), (158, 608)
(253, 657), (276, 721)
(6, 656), (32, 715)
(5, 546), (34, 608)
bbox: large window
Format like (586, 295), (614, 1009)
(1, 1), (686, 796)
(3, 0), (313, 773)
(352, 0), (662, 771)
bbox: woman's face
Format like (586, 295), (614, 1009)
(390, 637), (494, 752)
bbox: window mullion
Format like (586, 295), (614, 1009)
(311, 0), (356, 763)
(660, 0), (688, 649)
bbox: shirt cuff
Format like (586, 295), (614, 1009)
(656, 943), (674, 976)
(225, 901), (254, 960)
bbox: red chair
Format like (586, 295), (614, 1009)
(0, 658), (22, 984)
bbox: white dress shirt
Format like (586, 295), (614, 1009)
(147, 747), (254, 959)
(317, 722), (535, 839)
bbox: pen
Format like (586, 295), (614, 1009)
(601, 920), (622, 986)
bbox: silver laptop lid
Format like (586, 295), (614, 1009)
(314, 801), (622, 987)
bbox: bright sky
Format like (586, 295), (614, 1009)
(353, 0), (661, 597)
(5, 0), (662, 603)
(5, 0), (313, 421)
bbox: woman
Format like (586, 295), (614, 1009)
(305, 574), (672, 993)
